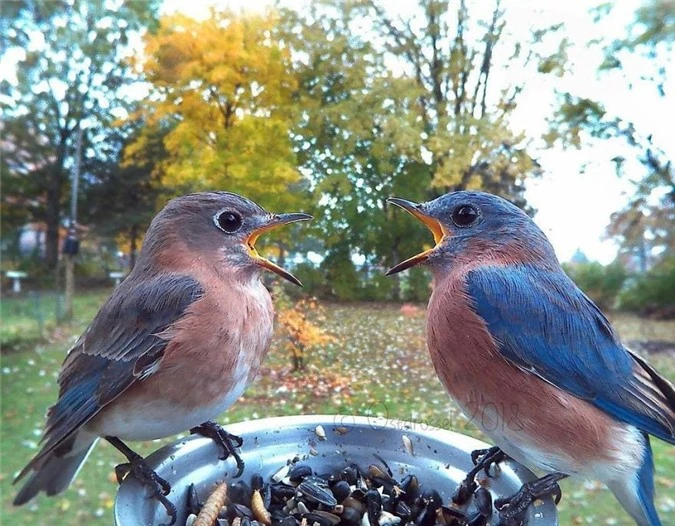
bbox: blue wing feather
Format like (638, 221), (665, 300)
(467, 265), (675, 444)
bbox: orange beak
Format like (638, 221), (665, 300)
(246, 213), (312, 286)
(385, 198), (448, 275)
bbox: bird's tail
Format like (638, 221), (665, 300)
(13, 431), (98, 506)
(607, 433), (662, 526)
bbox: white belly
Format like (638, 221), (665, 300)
(88, 373), (249, 442)
(464, 401), (645, 482)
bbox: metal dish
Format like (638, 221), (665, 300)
(114, 415), (558, 525)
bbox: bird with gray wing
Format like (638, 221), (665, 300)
(14, 191), (312, 525)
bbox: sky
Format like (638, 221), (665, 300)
(160, 0), (673, 264)
(501, 2), (671, 264)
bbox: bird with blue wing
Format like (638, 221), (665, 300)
(387, 191), (674, 526)
(13, 191), (311, 525)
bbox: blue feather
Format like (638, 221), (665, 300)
(467, 264), (675, 443)
(637, 434), (662, 526)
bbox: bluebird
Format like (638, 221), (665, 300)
(387, 191), (674, 526)
(13, 192), (311, 525)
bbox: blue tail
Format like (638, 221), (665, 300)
(607, 433), (662, 526)
(636, 435), (661, 526)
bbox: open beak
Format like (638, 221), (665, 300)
(386, 198), (448, 275)
(247, 212), (312, 286)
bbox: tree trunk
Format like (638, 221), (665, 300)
(638, 234), (647, 273)
(64, 255), (75, 320)
(45, 167), (63, 269)
(291, 354), (304, 372)
(45, 134), (69, 269)
(277, 242), (286, 269)
(129, 224), (139, 271)
(391, 244), (401, 301)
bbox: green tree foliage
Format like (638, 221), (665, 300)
(278, 0), (566, 299)
(607, 156), (673, 272)
(562, 261), (627, 310)
(0, 0), (159, 268)
(80, 122), (169, 271)
(549, 93), (673, 271)
(619, 255), (675, 318)
(360, 0), (561, 201)
(278, 3), (427, 300)
(320, 245), (364, 302)
(597, 0), (674, 92)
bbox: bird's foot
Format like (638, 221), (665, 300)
(494, 472), (566, 526)
(112, 449), (176, 526)
(191, 420), (245, 477)
(471, 446), (507, 476)
(452, 446), (506, 505)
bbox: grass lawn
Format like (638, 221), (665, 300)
(1, 290), (674, 525)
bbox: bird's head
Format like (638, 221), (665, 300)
(143, 192), (312, 286)
(386, 191), (557, 276)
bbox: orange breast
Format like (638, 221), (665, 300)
(115, 274), (273, 414)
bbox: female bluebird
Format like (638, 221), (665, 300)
(387, 191), (674, 526)
(13, 192), (311, 525)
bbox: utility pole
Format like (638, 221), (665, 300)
(63, 125), (83, 320)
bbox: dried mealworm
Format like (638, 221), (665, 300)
(251, 488), (272, 525)
(194, 482), (228, 526)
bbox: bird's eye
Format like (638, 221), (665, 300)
(451, 204), (479, 227)
(215, 211), (243, 233)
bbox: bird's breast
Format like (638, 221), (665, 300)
(169, 277), (274, 390)
(426, 273), (498, 387)
(113, 277), (273, 418)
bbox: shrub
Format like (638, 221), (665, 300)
(293, 262), (330, 298)
(562, 261), (627, 310)
(320, 248), (363, 301)
(403, 267), (431, 302)
(619, 256), (675, 318)
(361, 272), (395, 301)
(274, 287), (336, 371)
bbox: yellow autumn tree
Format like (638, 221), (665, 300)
(275, 288), (336, 372)
(130, 9), (304, 211)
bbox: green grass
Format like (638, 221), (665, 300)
(0, 291), (110, 352)
(1, 292), (674, 525)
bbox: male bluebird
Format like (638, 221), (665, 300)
(387, 191), (674, 526)
(13, 192), (311, 524)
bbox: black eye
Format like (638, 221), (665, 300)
(451, 204), (479, 227)
(215, 211), (242, 233)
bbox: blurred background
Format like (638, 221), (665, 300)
(1, 0), (673, 524)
